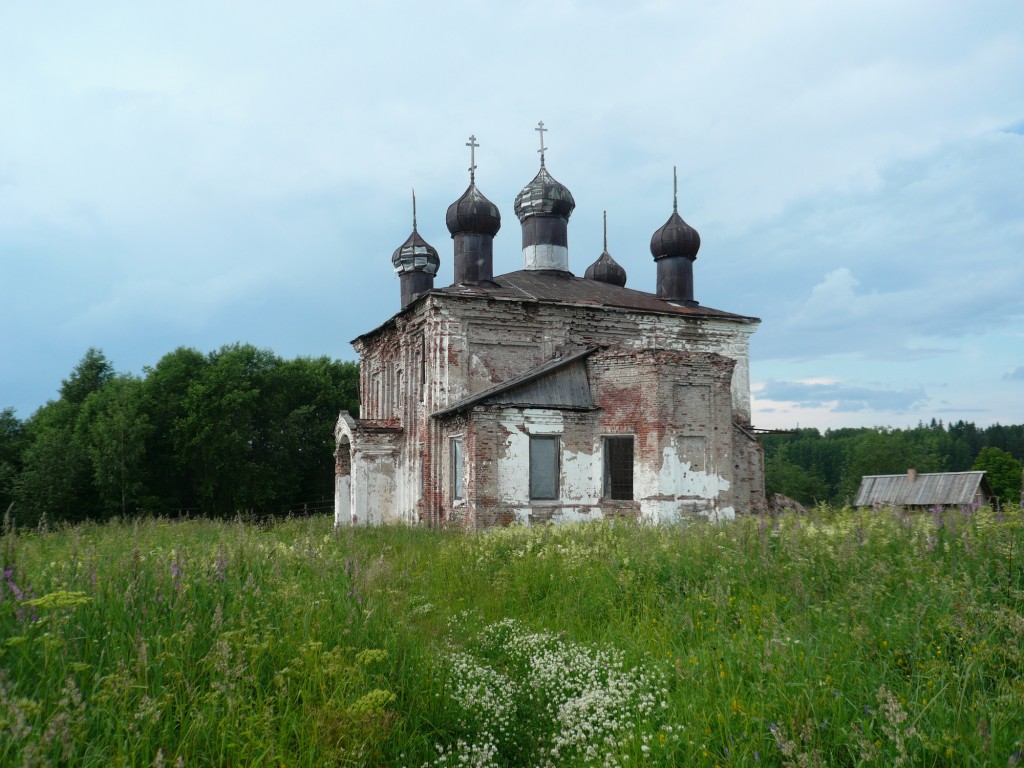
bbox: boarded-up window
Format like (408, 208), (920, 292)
(529, 436), (559, 500)
(603, 436), (634, 500)
(679, 436), (706, 471)
(451, 437), (463, 500)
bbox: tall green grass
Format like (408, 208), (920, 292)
(1, 506), (1022, 766)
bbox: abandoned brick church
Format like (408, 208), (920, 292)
(335, 127), (765, 527)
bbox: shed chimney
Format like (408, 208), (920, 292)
(907, 468), (917, 482)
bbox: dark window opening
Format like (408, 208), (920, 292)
(604, 436), (634, 500)
(529, 436), (560, 500)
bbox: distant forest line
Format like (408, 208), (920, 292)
(1, 346), (359, 527)
(2, 347), (1021, 525)
(762, 422), (1024, 507)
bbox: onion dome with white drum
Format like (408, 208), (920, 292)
(514, 121), (576, 272)
(513, 165), (576, 221)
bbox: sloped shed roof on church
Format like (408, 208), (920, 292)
(432, 347), (597, 418)
(854, 471), (993, 507)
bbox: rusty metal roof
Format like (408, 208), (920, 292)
(433, 346), (597, 418)
(854, 471), (992, 507)
(438, 269), (757, 320)
(353, 268), (759, 345)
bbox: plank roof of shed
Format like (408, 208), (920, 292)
(854, 471), (991, 507)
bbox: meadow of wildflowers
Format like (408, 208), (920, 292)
(1, 504), (1022, 766)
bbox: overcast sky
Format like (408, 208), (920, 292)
(2, 0), (1022, 430)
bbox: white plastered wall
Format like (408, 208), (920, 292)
(495, 408), (603, 525)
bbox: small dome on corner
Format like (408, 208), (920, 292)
(585, 212), (627, 286)
(651, 168), (699, 261)
(391, 228), (440, 275)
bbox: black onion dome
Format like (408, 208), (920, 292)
(650, 210), (700, 261)
(584, 250), (627, 287)
(513, 166), (576, 222)
(446, 183), (501, 236)
(391, 228), (440, 275)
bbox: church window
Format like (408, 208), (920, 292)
(419, 334), (426, 402)
(450, 437), (463, 500)
(603, 436), (635, 500)
(529, 436), (560, 500)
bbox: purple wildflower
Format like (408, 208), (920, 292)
(4, 569), (24, 602)
(3, 567), (37, 623)
(170, 555), (185, 591)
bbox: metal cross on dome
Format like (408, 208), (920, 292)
(536, 120), (547, 167)
(466, 135), (478, 182)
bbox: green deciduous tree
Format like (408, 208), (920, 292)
(142, 347), (209, 512)
(59, 347), (113, 405)
(972, 446), (1023, 506)
(0, 408), (27, 514)
(764, 448), (830, 506)
(78, 374), (152, 516)
(14, 401), (96, 526)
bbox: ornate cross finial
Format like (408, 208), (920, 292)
(673, 166), (678, 213)
(412, 188), (418, 231)
(466, 135), (479, 183)
(536, 120), (548, 167)
(603, 210), (608, 252)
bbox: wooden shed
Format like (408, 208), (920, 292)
(854, 469), (994, 509)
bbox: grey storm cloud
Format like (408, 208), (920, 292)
(758, 380), (929, 413)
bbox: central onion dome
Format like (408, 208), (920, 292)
(513, 165), (576, 222)
(514, 121), (575, 272)
(392, 191), (440, 310)
(585, 211), (627, 287)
